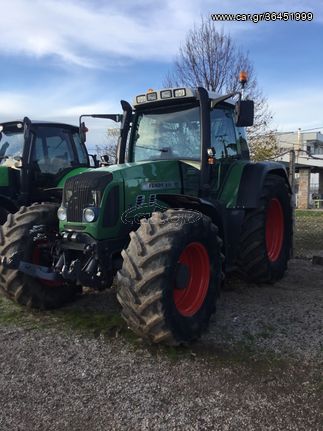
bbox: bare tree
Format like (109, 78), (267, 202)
(164, 18), (277, 161)
(96, 127), (119, 164)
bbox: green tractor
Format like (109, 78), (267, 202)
(0, 117), (95, 223)
(0, 86), (292, 344)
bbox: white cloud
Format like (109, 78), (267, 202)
(0, 0), (198, 67)
(1, 0), (322, 130)
(1, 0), (320, 69)
(0, 87), (121, 150)
(0, 88), (120, 123)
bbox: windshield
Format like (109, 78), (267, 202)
(0, 125), (24, 161)
(132, 105), (200, 161)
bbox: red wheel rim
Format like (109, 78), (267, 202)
(266, 198), (284, 262)
(32, 241), (63, 287)
(173, 242), (210, 317)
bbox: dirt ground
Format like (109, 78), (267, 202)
(0, 258), (322, 430)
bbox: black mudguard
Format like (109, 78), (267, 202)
(236, 161), (291, 209)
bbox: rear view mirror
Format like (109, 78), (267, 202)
(79, 121), (88, 144)
(235, 100), (254, 127)
(23, 116), (32, 141)
(100, 155), (109, 165)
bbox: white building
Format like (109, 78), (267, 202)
(275, 131), (323, 208)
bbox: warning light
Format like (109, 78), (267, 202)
(239, 71), (248, 85)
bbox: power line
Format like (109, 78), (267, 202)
(299, 126), (323, 132)
(277, 126), (323, 134)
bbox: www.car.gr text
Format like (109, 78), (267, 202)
(211, 12), (313, 23)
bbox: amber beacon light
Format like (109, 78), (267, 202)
(239, 71), (248, 86)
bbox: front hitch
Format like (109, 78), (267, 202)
(0, 223), (63, 282)
(1, 254), (62, 281)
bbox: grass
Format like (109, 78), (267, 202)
(0, 295), (320, 380)
(0, 295), (135, 340)
(0, 294), (290, 370)
(295, 209), (323, 218)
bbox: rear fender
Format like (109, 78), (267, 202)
(236, 162), (291, 209)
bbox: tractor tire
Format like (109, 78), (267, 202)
(116, 209), (223, 345)
(0, 207), (10, 225)
(0, 203), (79, 309)
(238, 174), (292, 283)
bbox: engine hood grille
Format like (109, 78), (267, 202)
(63, 171), (113, 222)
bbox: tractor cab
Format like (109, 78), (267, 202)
(128, 88), (252, 162)
(0, 117), (92, 220)
(116, 86), (254, 199)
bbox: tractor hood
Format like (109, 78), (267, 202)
(92, 159), (201, 211)
(59, 159), (201, 240)
(110, 160), (183, 208)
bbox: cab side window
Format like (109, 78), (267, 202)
(210, 108), (239, 159)
(31, 127), (74, 175)
(73, 132), (89, 165)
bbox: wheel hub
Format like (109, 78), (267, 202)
(266, 198), (284, 262)
(173, 242), (211, 317)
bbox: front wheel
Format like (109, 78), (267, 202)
(0, 203), (80, 309)
(238, 174), (292, 283)
(116, 209), (223, 345)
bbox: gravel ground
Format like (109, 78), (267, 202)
(0, 259), (322, 430)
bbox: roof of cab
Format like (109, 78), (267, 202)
(133, 87), (236, 107)
(0, 119), (78, 130)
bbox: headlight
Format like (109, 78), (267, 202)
(146, 91), (157, 101)
(160, 90), (172, 99)
(83, 208), (96, 223)
(57, 206), (67, 221)
(174, 88), (186, 97)
(136, 94), (146, 104)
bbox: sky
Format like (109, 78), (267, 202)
(0, 0), (322, 149)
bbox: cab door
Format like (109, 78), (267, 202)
(209, 106), (241, 199)
(29, 126), (79, 201)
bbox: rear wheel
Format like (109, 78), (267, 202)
(0, 203), (80, 309)
(116, 209), (223, 344)
(238, 174), (292, 283)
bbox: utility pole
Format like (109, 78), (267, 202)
(289, 149), (296, 258)
(297, 128), (301, 161)
(289, 149), (296, 192)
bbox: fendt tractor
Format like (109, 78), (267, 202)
(0, 78), (292, 345)
(0, 117), (96, 223)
